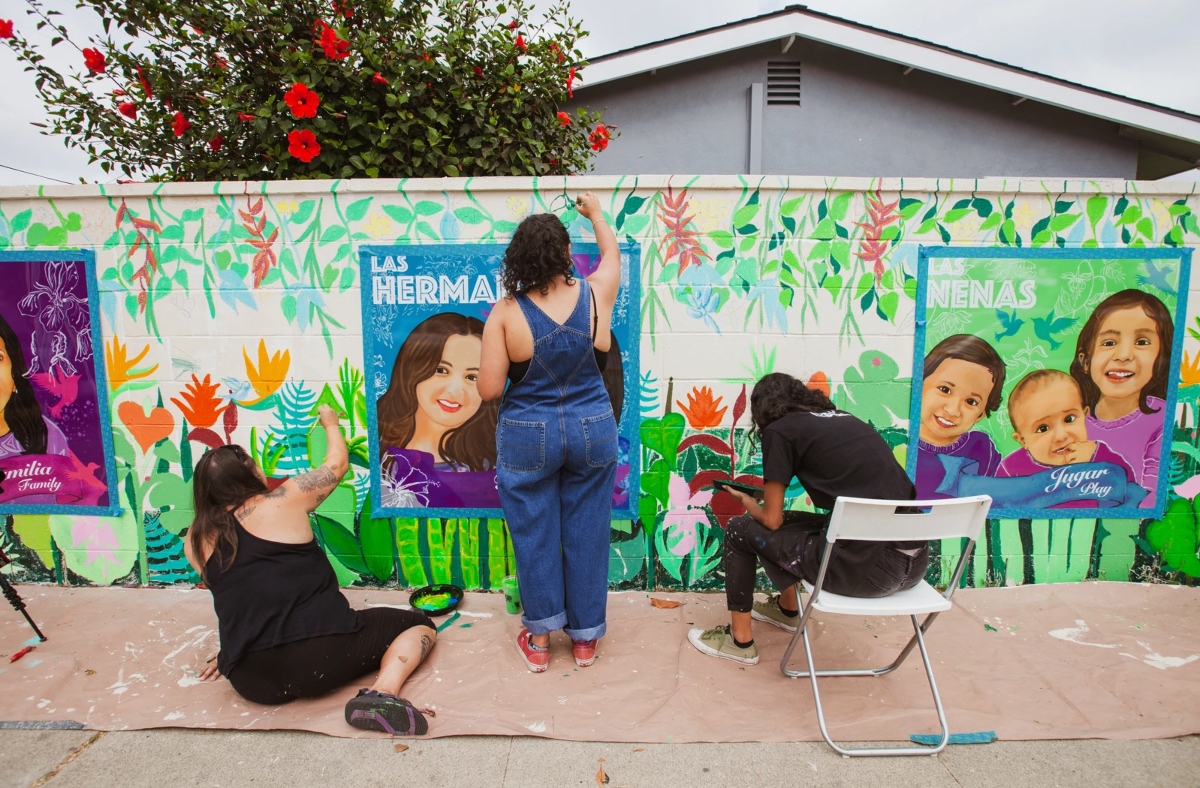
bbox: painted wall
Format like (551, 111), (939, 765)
(0, 175), (1198, 593)
(570, 42), (1138, 178)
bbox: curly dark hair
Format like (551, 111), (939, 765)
(750, 372), (836, 434)
(501, 213), (574, 296)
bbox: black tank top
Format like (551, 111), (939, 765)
(206, 520), (361, 676)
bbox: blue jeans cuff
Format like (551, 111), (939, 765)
(564, 622), (606, 642)
(523, 610), (567, 635)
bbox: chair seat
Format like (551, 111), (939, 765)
(801, 579), (952, 616)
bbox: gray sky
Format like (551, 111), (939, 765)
(1, 0), (1197, 185)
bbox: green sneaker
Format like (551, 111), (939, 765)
(751, 595), (800, 633)
(687, 625), (759, 665)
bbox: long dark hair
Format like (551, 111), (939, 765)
(187, 444), (268, 583)
(923, 334), (1006, 416)
(501, 213), (574, 296)
(750, 372), (836, 434)
(377, 312), (498, 471)
(1069, 289), (1172, 416)
(0, 311), (47, 454)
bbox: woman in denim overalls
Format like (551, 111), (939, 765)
(478, 193), (621, 672)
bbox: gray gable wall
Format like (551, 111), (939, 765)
(568, 40), (1138, 179)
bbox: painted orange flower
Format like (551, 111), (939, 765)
(1182, 350), (1200, 388)
(807, 371), (830, 397)
(170, 373), (228, 429)
(676, 386), (728, 430)
(242, 339), (290, 404)
(105, 335), (158, 392)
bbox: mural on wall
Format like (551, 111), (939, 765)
(0, 180), (1198, 591)
(909, 247), (1191, 519)
(360, 241), (642, 518)
(0, 251), (119, 516)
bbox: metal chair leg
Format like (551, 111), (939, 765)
(792, 613), (951, 757)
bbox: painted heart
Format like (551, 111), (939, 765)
(118, 400), (176, 454)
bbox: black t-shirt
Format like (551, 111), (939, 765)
(759, 410), (916, 510)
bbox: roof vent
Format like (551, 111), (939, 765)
(767, 61), (802, 105)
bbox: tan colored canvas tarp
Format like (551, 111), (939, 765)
(0, 583), (1196, 741)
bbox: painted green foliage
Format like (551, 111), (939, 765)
(1, 178), (1199, 590)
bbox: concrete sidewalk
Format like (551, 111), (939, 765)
(2, 730), (1197, 788)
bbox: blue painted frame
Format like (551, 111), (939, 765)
(360, 241), (642, 520)
(0, 250), (122, 517)
(908, 245), (1192, 520)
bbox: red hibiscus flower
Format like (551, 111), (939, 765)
(315, 22), (350, 60)
(473, 65), (483, 76)
(136, 65), (153, 98)
(118, 102), (137, 119)
(372, 71), (388, 86)
(588, 123), (611, 152)
(172, 111), (190, 137)
(550, 43), (564, 63)
(288, 129), (320, 163)
(283, 82), (320, 118)
(0, 20), (13, 39)
(332, 0), (352, 17)
(507, 20), (518, 30)
(237, 112), (256, 121)
(567, 65), (575, 98)
(556, 111), (571, 126)
(208, 135), (223, 151)
(515, 34), (526, 52)
(112, 88), (125, 96)
(83, 47), (106, 74)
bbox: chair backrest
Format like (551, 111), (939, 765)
(825, 495), (992, 544)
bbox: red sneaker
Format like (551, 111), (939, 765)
(572, 639), (598, 667)
(517, 629), (549, 673)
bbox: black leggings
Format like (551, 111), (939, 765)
(227, 608), (435, 705)
(723, 512), (929, 612)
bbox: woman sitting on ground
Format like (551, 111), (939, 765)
(688, 372), (928, 665)
(184, 405), (436, 735)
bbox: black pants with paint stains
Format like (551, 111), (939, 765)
(227, 607), (435, 705)
(722, 512), (929, 612)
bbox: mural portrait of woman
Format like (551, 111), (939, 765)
(376, 312), (502, 508)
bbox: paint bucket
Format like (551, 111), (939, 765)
(502, 575), (522, 615)
(409, 584), (464, 616)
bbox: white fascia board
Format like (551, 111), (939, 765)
(580, 13), (1200, 145)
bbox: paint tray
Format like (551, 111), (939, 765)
(409, 584), (464, 616)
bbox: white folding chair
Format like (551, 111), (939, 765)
(779, 494), (992, 757)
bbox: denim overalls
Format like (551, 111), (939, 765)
(497, 278), (617, 642)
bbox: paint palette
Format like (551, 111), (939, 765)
(409, 584), (464, 616)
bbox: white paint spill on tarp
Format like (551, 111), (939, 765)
(1119, 641), (1200, 670)
(1049, 619), (1116, 648)
(163, 711), (186, 721)
(525, 720), (546, 732)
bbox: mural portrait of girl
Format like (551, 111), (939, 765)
(377, 312), (502, 508)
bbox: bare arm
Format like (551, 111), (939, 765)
(729, 481), (788, 530)
(280, 405), (349, 512)
(478, 303), (510, 402)
(576, 192), (621, 304)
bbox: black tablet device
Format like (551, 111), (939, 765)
(711, 478), (764, 497)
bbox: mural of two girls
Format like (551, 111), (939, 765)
(911, 248), (1189, 517)
(363, 243), (637, 517)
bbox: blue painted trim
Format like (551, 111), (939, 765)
(0, 250), (122, 517)
(908, 245), (1191, 521)
(358, 242), (642, 521)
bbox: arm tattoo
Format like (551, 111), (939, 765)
(296, 465), (337, 493)
(397, 655), (409, 664)
(265, 485), (288, 499)
(235, 505), (256, 521)
(419, 635), (433, 661)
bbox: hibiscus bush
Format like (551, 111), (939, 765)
(1, 0), (613, 180)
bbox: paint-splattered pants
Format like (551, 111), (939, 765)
(722, 512), (929, 612)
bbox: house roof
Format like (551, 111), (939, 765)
(577, 4), (1200, 154)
